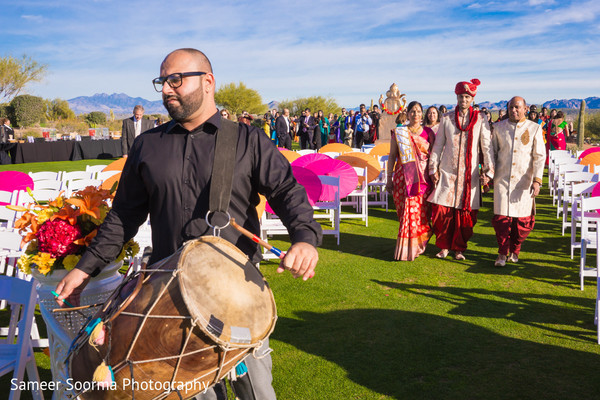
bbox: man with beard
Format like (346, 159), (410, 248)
(55, 48), (321, 400)
(428, 79), (494, 260)
(491, 96), (545, 267)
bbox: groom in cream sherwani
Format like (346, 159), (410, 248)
(492, 96), (546, 267)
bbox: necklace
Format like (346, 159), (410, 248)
(407, 124), (422, 134)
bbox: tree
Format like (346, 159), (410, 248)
(0, 55), (47, 102)
(84, 111), (107, 127)
(278, 96), (340, 116)
(47, 98), (75, 121)
(9, 94), (45, 127)
(215, 82), (267, 116)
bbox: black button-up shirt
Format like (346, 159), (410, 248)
(77, 111), (322, 275)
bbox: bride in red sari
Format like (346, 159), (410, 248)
(386, 101), (435, 260)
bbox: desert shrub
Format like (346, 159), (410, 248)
(55, 119), (90, 135)
(9, 94), (45, 127)
(84, 111), (107, 127)
(574, 110), (600, 140)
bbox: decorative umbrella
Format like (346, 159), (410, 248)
(291, 153), (331, 168)
(337, 152), (381, 184)
(265, 166), (322, 214)
(369, 142), (391, 157)
(318, 143), (353, 154)
(103, 157), (127, 172)
(580, 152), (600, 169)
(578, 147), (600, 160)
(303, 158), (358, 201)
(280, 150), (301, 163)
(0, 171), (33, 206)
(100, 173), (121, 191)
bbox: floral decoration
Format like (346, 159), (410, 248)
(10, 186), (139, 276)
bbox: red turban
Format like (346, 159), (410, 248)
(454, 79), (481, 97)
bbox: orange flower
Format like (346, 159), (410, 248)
(65, 186), (112, 220)
(14, 212), (40, 244)
(74, 229), (98, 247)
(51, 204), (81, 225)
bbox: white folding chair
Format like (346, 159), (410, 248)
(0, 207), (17, 231)
(32, 179), (63, 191)
(65, 179), (102, 196)
(368, 155), (389, 211)
(0, 276), (44, 400)
(340, 167), (369, 226)
(313, 175), (341, 245)
(0, 190), (16, 204)
(570, 181), (600, 258)
(549, 154), (576, 204)
(595, 227), (600, 343)
(96, 170), (121, 182)
(85, 164), (109, 176)
(560, 171), (598, 234)
(60, 170), (93, 182)
(296, 149), (316, 156)
(555, 163), (587, 217)
(16, 189), (61, 206)
(29, 171), (61, 181)
(259, 212), (289, 260)
(577, 196), (600, 290)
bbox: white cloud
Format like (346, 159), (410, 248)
(5, 0), (600, 106)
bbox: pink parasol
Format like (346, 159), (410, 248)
(0, 171), (34, 206)
(303, 158), (358, 201)
(291, 153), (332, 168)
(578, 147), (600, 160)
(265, 165), (322, 214)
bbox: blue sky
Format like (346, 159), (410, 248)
(2, 0), (600, 107)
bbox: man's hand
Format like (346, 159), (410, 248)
(430, 171), (440, 185)
(277, 242), (318, 281)
(55, 268), (91, 307)
(531, 181), (541, 198)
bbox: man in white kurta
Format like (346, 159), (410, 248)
(428, 79), (494, 260)
(492, 96), (546, 267)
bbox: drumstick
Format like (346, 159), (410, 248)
(230, 218), (285, 259)
(230, 218), (315, 279)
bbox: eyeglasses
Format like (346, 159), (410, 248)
(152, 72), (207, 92)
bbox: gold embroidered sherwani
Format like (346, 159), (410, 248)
(427, 111), (494, 209)
(492, 118), (546, 218)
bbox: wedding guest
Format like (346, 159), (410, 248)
(439, 105), (448, 114)
(386, 101), (435, 260)
(300, 108), (317, 149)
(316, 110), (329, 150)
(220, 109), (231, 120)
(424, 106), (441, 135)
(121, 105), (154, 155)
(546, 110), (568, 153)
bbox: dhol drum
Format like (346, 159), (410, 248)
(67, 236), (277, 399)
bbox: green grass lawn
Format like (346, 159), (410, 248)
(2, 159), (600, 399)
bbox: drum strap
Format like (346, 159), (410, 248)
(208, 118), (239, 228)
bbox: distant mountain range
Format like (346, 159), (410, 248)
(68, 93), (165, 116)
(68, 93), (600, 116)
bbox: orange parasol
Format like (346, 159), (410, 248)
(580, 152), (600, 169)
(318, 143), (353, 154)
(103, 157), (127, 172)
(336, 152), (381, 184)
(369, 142), (391, 157)
(256, 194), (267, 219)
(280, 150), (301, 163)
(100, 173), (121, 191)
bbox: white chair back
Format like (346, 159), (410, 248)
(32, 179), (63, 191)
(29, 171), (61, 181)
(0, 275), (44, 400)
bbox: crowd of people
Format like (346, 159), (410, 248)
(219, 104), (382, 151)
(385, 79), (546, 268)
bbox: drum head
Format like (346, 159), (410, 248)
(178, 236), (276, 348)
